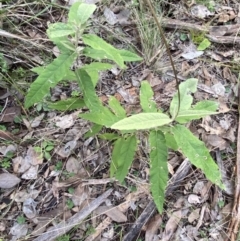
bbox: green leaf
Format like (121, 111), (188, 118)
(76, 69), (103, 111)
(52, 37), (76, 53)
(83, 47), (111, 61)
(176, 110), (217, 123)
(110, 135), (137, 183)
(31, 66), (45, 74)
(108, 96), (126, 119)
(197, 38), (211, 51)
(118, 49), (143, 62)
(149, 130), (168, 213)
(170, 78), (198, 118)
(84, 124), (102, 138)
(80, 109), (119, 127)
(98, 133), (119, 140)
(25, 51), (77, 108)
(192, 100), (218, 111)
(76, 3), (96, 25)
(63, 70), (77, 81)
(82, 63), (113, 86)
(84, 70), (99, 87)
(172, 125), (224, 189)
(82, 34), (125, 68)
(47, 98), (85, 111)
(82, 62), (112, 72)
(164, 132), (178, 151)
(47, 23), (75, 39)
(111, 113), (172, 130)
(76, 69), (120, 127)
(68, 1), (81, 23)
(56, 40), (76, 52)
(140, 81), (158, 113)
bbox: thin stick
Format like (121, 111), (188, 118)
(32, 188), (113, 241)
(142, 0), (181, 118)
(227, 81), (240, 241)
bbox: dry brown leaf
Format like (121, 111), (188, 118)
(27, 146), (43, 166)
(0, 173), (20, 188)
(53, 111), (80, 129)
(21, 165), (39, 180)
(162, 210), (182, 241)
(96, 206), (127, 222)
(85, 217), (112, 241)
(204, 134), (228, 150)
(23, 198), (37, 219)
(211, 83), (226, 96)
(218, 14), (230, 23)
(71, 183), (89, 208)
(117, 87), (136, 104)
(188, 208), (200, 223)
(30, 113), (45, 128)
(145, 214), (162, 241)
(104, 8), (118, 25)
(0, 130), (17, 141)
(56, 140), (77, 158)
(1, 106), (21, 122)
(66, 157), (81, 174)
(193, 181), (205, 194)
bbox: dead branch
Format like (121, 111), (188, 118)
(161, 18), (240, 45)
(32, 188), (113, 241)
(227, 84), (240, 241)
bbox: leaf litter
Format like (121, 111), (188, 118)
(0, 0), (240, 240)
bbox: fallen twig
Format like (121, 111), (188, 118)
(161, 18), (240, 45)
(32, 188), (113, 241)
(227, 83), (240, 241)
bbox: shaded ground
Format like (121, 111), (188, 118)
(0, 0), (240, 240)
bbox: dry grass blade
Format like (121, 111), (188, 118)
(32, 188), (113, 241)
(227, 84), (240, 240)
(0, 29), (29, 41)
